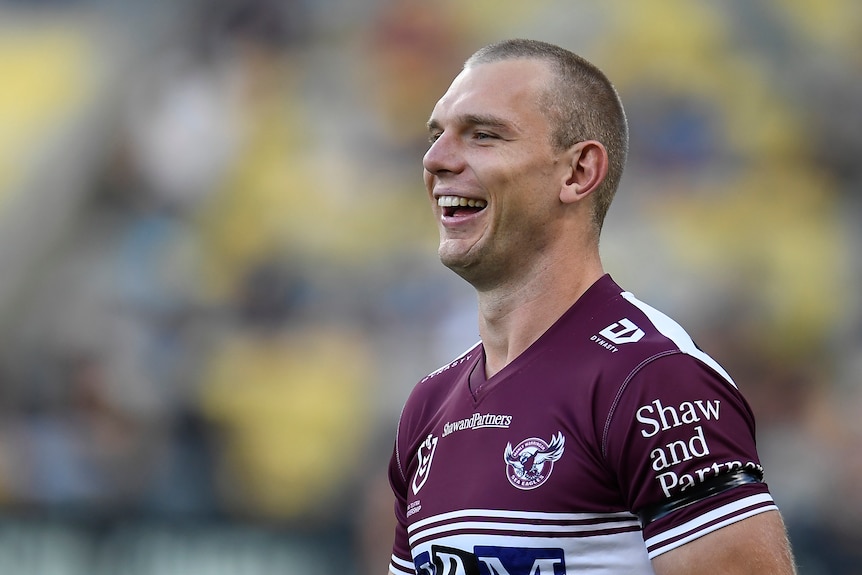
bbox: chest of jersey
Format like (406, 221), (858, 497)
(405, 357), (623, 525)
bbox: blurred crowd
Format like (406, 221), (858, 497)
(0, 0), (860, 573)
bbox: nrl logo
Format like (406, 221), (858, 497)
(504, 432), (565, 490)
(412, 433), (439, 495)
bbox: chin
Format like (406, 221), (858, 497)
(440, 253), (492, 289)
(439, 251), (465, 272)
(439, 250), (472, 274)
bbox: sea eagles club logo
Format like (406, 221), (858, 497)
(504, 432), (565, 490)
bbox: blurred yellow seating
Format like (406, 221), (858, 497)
(0, 19), (96, 202)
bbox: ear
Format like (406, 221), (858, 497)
(559, 140), (609, 204)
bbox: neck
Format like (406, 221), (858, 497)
(476, 251), (604, 378)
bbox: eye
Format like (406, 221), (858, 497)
(428, 131), (442, 143)
(474, 131), (498, 141)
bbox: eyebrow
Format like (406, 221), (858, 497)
(426, 113), (516, 133)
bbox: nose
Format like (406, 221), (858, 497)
(423, 132), (462, 176)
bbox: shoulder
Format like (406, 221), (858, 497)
(397, 342), (481, 436)
(556, 276), (731, 386)
(589, 276), (735, 386)
(417, 341), (483, 387)
(589, 276), (741, 404)
(411, 340), (482, 404)
(562, 278), (741, 441)
(611, 288), (735, 385)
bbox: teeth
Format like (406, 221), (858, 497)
(437, 196), (487, 208)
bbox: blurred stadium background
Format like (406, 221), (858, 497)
(0, 0), (860, 572)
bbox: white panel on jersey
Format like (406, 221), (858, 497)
(621, 292), (737, 389)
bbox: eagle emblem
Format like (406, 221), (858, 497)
(504, 432), (565, 490)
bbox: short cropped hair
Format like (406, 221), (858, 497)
(465, 39), (629, 232)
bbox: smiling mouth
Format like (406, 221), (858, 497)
(437, 195), (488, 217)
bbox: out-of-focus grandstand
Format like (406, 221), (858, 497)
(0, 0), (860, 572)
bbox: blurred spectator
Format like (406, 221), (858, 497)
(197, 256), (375, 524)
(357, 0), (468, 160)
(4, 352), (164, 514)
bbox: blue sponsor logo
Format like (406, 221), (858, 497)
(414, 545), (565, 575)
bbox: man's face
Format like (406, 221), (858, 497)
(423, 58), (570, 289)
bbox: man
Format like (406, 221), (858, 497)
(386, 39), (796, 575)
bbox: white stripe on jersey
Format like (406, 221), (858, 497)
(644, 493), (777, 557)
(408, 508), (638, 533)
(407, 509), (641, 547)
(389, 553), (414, 575)
(621, 291), (737, 388)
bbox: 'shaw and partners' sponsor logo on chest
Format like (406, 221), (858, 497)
(636, 398), (762, 497)
(442, 412), (513, 438)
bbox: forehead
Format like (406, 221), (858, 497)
(430, 58), (554, 128)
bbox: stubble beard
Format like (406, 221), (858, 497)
(438, 238), (520, 294)
(438, 241), (491, 290)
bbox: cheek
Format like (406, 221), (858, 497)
(423, 171), (435, 197)
(500, 173), (560, 229)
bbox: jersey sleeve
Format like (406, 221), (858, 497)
(388, 426), (416, 575)
(602, 352), (778, 558)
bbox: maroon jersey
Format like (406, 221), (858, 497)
(388, 275), (776, 575)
